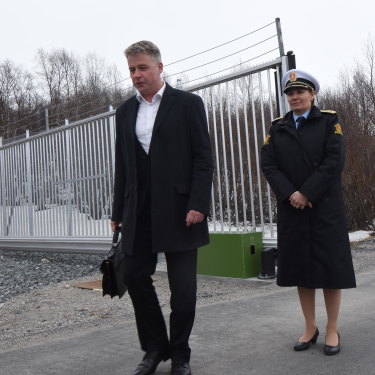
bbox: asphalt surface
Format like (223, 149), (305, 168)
(1, 267), (375, 375)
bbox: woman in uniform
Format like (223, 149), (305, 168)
(261, 69), (356, 355)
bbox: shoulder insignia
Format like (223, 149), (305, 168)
(271, 116), (283, 123)
(321, 110), (337, 114)
(334, 123), (343, 136)
(263, 134), (271, 145)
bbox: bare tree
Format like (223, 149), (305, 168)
(0, 60), (42, 138)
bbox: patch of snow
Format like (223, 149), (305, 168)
(349, 230), (372, 242)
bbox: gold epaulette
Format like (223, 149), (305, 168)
(271, 116), (283, 123)
(321, 110), (337, 114)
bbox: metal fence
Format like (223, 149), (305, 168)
(189, 58), (289, 246)
(0, 20), (292, 252)
(0, 112), (117, 251)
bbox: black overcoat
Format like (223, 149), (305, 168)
(111, 84), (213, 255)
(261, 106), (356, 289)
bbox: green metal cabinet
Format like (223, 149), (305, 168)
(197, 232), (262, 278)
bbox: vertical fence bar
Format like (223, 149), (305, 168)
(250, 74), (265, 231)
(108, 109), (116, 225)
(76, 126), (83, 236)
(218, 84), (231, 231)
(40, 136), (48, 236)
(88, 123), (95, 236)
(258, 71), (274, 236)
(25, 131), (34, 236)
(242, 77), (256, 231)
(226, 81), (239, 231)
(266, 69), (275, 237)
(279, 57), (289, 115)
(70, 127), (78, 237)
(234, 79), (247, 230)
(51, 133), (58, 236)
(202, 88), (217, 232)
(99, 118), (107, 235)
(7, 147), (14, 235)
(92, 120), (100, 235)
(4, 149), (10, 235)
(65, 128), (73, 236)
(45, 134), (53, 237)
(57, 131), (64, 236)
(83, 124), (90, 236)
(211, 87), (224, 231)
(0, 147), (6, 236)
(29, 139), (37, 235)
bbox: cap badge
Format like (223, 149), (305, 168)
(289, 72), (297, 82)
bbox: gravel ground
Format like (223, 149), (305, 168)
(0, 237), (374, 353)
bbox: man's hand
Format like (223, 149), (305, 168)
(185, 210), (205, 227)
(111, 221), (122, 232)
(289, 191), (312, 210)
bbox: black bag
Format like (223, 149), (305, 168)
(100, 227), (127, 298)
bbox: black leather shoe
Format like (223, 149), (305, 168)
(293, 328), (319, 351)
(132, 351), (166, 375)
(171, 362), (192, 375)
(324, 332), (340, 355)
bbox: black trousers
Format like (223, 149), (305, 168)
(123, 192), (197, 363)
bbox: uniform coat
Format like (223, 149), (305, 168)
(111, 83), (213, 255)
(261, 106), (356, 289)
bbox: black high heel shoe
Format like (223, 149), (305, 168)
(324, 332), (340, 355)
(293, 328), (319, 351)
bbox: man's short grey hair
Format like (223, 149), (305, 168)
(124, 40), (161, 62)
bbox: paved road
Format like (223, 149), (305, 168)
(1, 270), (374, 375)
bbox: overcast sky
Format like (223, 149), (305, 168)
(1, 0), (374, 91)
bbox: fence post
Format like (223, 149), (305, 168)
(275, 18), (285, 57)
(65, 126), (73, 236)
(108, 106), (116, 181)
(45, 108), (49, 131)
(0, 144), (6, 236)
(25, 130), (34, 236)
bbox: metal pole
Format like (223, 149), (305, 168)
(108, 106), (116, 181)
(65, 128), (73, 236)
(0, 146), (6, 236)
(45, 108), (49, 131)
(266, 70), (275, 238)
(275, 18), (285, 57)
(250, 75), (264, 232)
(25, 130), (34, 236)
(280, 56), (290, 115)
(226, 81), (239, 231)
(219, 85), (231, 231)
(201, 89), (217, 232)
(234, 79), (247, 230)
(211, 88), (224, 231)
(242, 79), (256, 231)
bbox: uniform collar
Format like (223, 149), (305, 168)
(278, 106), (322, 125)
(293, 109), (311, 123)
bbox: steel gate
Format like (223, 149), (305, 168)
(0, 20), (293, 252)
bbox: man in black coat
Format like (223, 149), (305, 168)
(111, 41), (213, 375)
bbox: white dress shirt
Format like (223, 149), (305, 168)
(135, 82), (166, 154)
